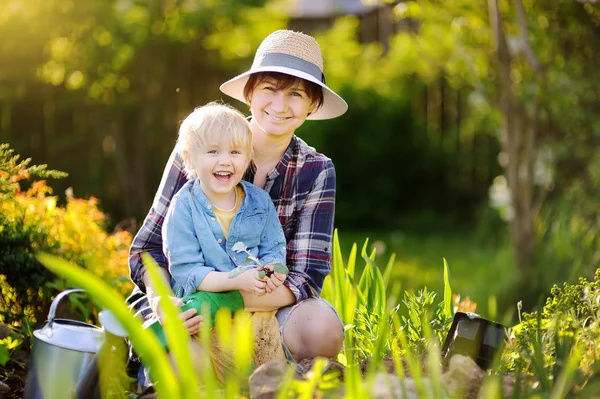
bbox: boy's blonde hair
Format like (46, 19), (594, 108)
(176, 102), (252, 179)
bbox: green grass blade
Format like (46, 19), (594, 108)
(382, 252), (396, 289)
(199, 303), (218, 397)
(36, 253), (180, 398)
(306, 358), (329, 399)
(347, 243), (357, 281)
(363, 255), (386, 315)
(358, 239), (373, 306)
(332, 230), (348, 325)
(531, 311), (550, 392)
(442, 258), (453, 319)
(421, 314), (443, 399)
(550, 343), (584, 399)
(142, 254), (199, 398)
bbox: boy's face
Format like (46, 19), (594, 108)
(249, 77), (315, 138)
(189, 137), (249, 203)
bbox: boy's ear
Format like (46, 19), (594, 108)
(181, 149), (189, 162)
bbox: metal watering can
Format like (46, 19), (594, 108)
(24, 289), (105, 399)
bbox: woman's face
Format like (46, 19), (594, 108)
(249, 77), (316, 138)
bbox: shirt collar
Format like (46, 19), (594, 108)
(245, 135), (297, 181)
(190, 179), (215, 211)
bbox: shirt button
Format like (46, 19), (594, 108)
(207, 205), (212, 210)
(211, 217), (216, 221)
(217, 238), (223, 244)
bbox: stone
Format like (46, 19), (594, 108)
(360, 356), (412, 377)
(367, 373), (440, 399)
(296, 357), (345, 380)
(441, 354), (484, 399)
(0, 381), (10, 399)
(0, 324), (10, 340)
(248, 360), (296, 399)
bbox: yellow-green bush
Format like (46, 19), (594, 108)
(0, 143), (132, 327)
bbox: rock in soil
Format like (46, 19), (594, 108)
(368, 373), (440, 399)
(0, 324), (10, 340)
(294, 357), (345, 381)
(441, 354), (484, 399)
(0, 381), (10, 399)
(360, 356), (413, 377)
(248, 360), (297, 399)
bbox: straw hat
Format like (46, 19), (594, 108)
(219, 30), (348, 120)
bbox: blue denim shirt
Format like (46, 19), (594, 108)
(163, 179), (287, 297)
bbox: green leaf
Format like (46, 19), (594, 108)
(232, 241), (247, 252)
(272, 263), (289, 275)
(0, 345), (9, 367)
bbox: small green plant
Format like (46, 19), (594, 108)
(230, 241), (289, 279)
(502, 268), (600, 397)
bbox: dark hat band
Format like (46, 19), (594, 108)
(255, 53), (326, 84)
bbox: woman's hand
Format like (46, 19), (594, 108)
(149, 294), (203, 335)
(263, 263), (287, 294)
(179, 307), (203, 336)
(233, 267), (267, 295)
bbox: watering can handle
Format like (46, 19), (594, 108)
(47, 288), (86, 324)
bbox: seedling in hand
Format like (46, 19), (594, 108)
(229, 241), (288, 279)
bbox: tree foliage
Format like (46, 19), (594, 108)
(365, 0), (600, 278)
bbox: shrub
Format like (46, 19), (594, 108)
(0, 143), (133, 327)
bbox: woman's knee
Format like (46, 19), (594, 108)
(283, 300), (344, 360)
(306, 313), (344, 355)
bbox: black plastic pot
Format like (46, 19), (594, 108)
(441, 312), (507, 371)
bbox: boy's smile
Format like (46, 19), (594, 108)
(190, 139), (249, 209)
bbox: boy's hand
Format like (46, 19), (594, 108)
(263, 263), (287, 294)
(233, 267), (267, 295)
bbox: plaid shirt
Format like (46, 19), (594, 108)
(128, 135), (336, 303)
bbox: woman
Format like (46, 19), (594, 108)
(128, 29), (348, 372)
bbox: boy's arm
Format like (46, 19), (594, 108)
(164, 194), (215, 297)
(129, 149), (188, 293)
(196, 271), (238, 292)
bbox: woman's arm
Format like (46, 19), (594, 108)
(129, 149), (188, 293)
(284, 161), (336, 302)
(241, 284), (295, 312)
(257, 198), (287, 266)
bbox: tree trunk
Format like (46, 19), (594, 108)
(489, 0), (537, 273)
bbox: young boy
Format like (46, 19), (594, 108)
(163, 102), (287, 318)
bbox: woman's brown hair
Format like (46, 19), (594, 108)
(243, 72), (324, 112)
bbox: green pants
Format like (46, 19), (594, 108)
(144, 290), (245, 349)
